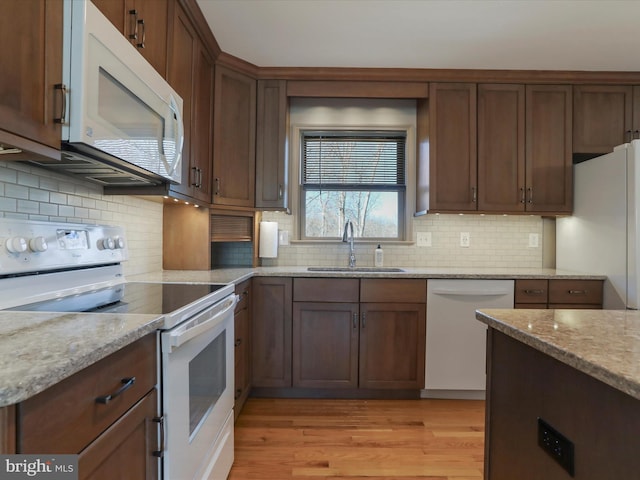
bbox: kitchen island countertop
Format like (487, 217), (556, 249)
(476, 308), (640, 400)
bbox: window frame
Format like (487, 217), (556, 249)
(298, 129), (408, 241)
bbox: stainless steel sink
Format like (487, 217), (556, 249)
(307, 267), (405, 273)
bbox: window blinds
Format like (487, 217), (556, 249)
(302, 131), (406, 187)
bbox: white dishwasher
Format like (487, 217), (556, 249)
(425, 279), (514, 399)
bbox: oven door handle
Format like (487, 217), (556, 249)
(163, 295), (237, 353)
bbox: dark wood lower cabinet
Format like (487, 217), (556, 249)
(251, 277), (292, 388)
(359, 303), (426, 390)
(78, 389), (159, 480)
(292, 302), (359, 389)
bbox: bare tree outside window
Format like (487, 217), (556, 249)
(301, 131), (406, 240)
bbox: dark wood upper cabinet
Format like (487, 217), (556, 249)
(213, 65), (257, 208)
(429, 83), (478, 212)
(92, 0), (168, 77)
(166, 1), (213, 203)
(573, 85), (636, 156)
(0, 0), (63, 159)
(477, 84), (526, 212)
(256, 79), (288, 210)
(525, 84), (573, 213)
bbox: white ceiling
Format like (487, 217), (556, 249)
(196, 0), (640, 71)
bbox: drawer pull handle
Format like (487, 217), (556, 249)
(524, 289), (545, 295)
(568, 290), (587, 295)
(152, 416), (165, 458)
(95, 377), (136, 404)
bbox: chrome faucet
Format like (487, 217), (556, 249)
(342, 220), (356, 268)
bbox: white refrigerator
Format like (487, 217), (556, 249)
(556, 140), (640, 309)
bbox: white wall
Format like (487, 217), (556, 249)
(0, 160), (163, 276)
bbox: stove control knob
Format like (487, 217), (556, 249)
(6, 237), (27, 254)
(29, 236), (48, 253)
(113, 236), (125, 249)
(102, 237), (115, 250)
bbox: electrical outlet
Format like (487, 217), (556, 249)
(417, 232), (432, 247)
(460, 232), (470, 247)
(538, 418), (575, 476)
(529, 233), (539, 248)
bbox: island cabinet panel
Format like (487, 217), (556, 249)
(0, 0), (63, 158)
(251, 277), (292, 388)
(485, 329), (640, 480)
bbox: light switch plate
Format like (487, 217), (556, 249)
(278, 230), (289, 246)
(529, 233), (539, 248)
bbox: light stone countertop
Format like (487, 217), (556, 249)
(0, 311), (163, 407)
(476, 308), (640, 401)
(128, 266), (606, 284)
(0, 266), (606, 408)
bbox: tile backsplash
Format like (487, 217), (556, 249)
(0, 161), (163, 276)
(260, 210), (549, 269)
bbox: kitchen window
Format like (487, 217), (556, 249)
(300, 130), (406, 240)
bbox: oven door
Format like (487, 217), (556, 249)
(161, 294), (236, 480)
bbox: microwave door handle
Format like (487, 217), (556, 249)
(163, 295), (237, 352)
(165, 95), (184, 178)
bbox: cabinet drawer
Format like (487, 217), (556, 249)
(514, 279), (548, 305)
(549, 280), (603, 305)
(294, 278), (359, 302)
(360, 279), (427, 303)
(19, 334), (157, 454)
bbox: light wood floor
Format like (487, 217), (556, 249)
(229, 397), (485, 479)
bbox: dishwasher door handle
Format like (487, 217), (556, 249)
(431, 289), (512, 296)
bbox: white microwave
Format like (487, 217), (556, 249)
(47, 0), (184, 186)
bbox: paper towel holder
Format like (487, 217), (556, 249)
(259, 221), (278, 258)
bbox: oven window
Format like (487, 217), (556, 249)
(188, 331), (226, 439)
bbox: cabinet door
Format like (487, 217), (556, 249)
(0, 0), (62, 155)
(429, 83), (477, 212)
(92, 0), (168, 77)
(359, 303), (426, 389)
(78, 389), (159, 480)
(167, 3), (196, 199)
(256, 80), (288, 209)
(573, 85), (633, 155)
(478, 84), (526, 212)
(213, 65), (257, 207)
(252, 277), (292, 388)
(525, 85), (573, 213)
(189, 43), (214, 203)
(292, 302), (359, 388)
